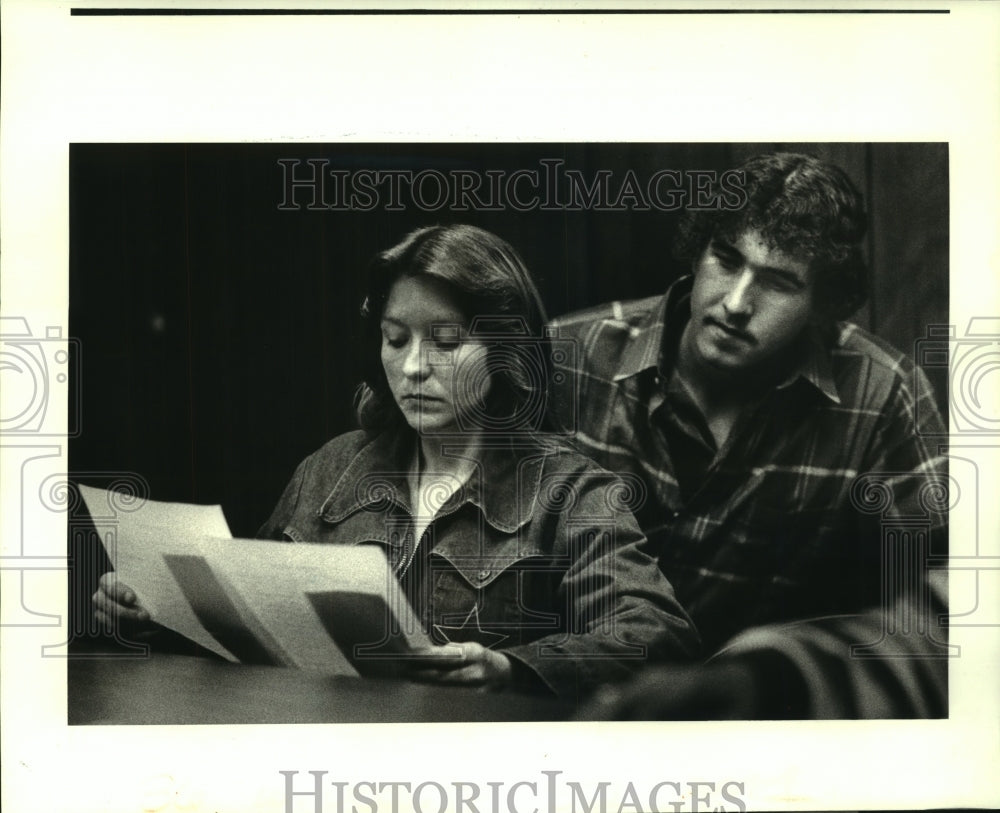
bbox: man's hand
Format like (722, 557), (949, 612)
(92, 572), (158, 638)
(406, 642), (513, 691)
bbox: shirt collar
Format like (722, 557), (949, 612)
(318, 430), (546, 533)
(614, 279), (690, 381)
(775, 328), (841, 403)
(613, 275), (841, 403)
(612, 275), (692, 382)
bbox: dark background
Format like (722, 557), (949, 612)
(69, 143), (949, 541)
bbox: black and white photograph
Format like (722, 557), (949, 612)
(2, 3), (999, 812)
(66, 142), (951, 728)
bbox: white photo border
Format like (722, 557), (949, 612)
(2, 2), (998, 811)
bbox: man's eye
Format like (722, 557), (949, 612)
(762, 274), (798, 293)
(712, 250), (741, 271)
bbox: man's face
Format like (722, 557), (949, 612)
(682, 228), (815, 380)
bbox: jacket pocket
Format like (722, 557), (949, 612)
(427, 546), (563, 647)
(299, 505), (411, 572)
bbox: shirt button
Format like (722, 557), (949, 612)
(478, 569), (491, 581)
(672, 510), (681, 519)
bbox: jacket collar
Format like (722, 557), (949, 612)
(318, 429), (547, 533)
(614, 275), (841, 404)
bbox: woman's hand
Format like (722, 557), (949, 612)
(92, 572), (157, 638)
(406, 642), (513, 691)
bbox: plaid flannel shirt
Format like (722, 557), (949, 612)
(549, 276), (949, 665)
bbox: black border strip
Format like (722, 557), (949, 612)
(71, 8), (950, 16)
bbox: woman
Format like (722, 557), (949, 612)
(95, 224), (699, 698)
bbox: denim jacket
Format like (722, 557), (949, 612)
(258, 429), (699, 697)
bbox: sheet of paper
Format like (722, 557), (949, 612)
(204, 540), (432, 675)
(78, 484), (239, 662)
(79, 485), (430, 675)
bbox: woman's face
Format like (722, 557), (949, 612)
(380, 274), (492, 435)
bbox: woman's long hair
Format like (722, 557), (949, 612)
(354, 224), (555, 436)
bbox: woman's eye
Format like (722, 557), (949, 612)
(434, 338), (460, 351)
(383, 334), (406, 349)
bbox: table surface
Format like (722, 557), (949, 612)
(68, 653), (571, 725)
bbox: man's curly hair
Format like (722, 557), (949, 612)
(674, 152), (870, 322)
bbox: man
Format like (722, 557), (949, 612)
(550, 152), (949, 718)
